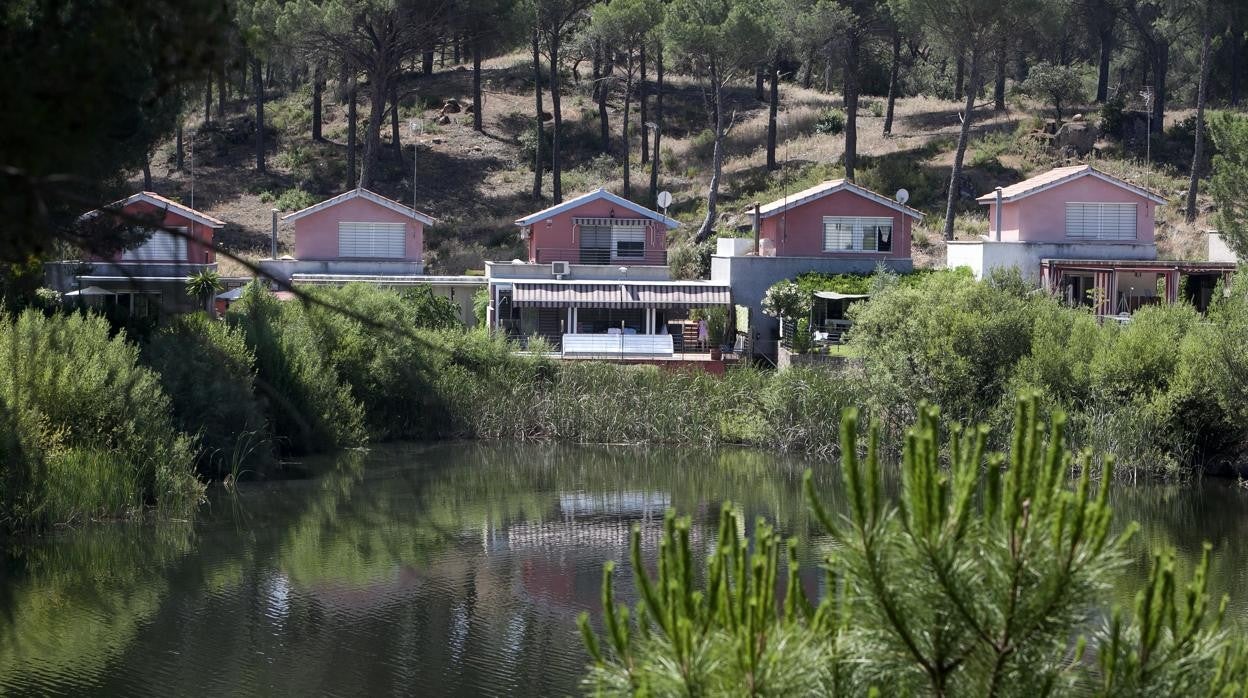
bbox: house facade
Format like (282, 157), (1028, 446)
(487, 189), (732, 366)
(947, 165), (1234, 315)
(262, 188), (433, 281)
(711, 179), (920, 359)
(45, 192), (225, 317)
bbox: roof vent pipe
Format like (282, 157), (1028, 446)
(994, 187), (1003, 242)
(752, 202), (761, 255)
(271, 208), (279, 259)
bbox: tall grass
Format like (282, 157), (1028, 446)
(0, 311), (201, 530)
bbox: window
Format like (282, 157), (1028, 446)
(822, 217), (893, 252)
(1065, 203), (1137, 240)
(122, 228), (188, 261)
(338, 222), (406, 258)
(577, 219), (648, 263)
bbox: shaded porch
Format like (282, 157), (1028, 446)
(1041, 259), (1236, 316)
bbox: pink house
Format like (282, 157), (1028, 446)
(84, 191), (224, 264)
(947, 165), (1234, 315)
(282, 188), (433, 265)
(487, 189), (733, 359)
(515, 188), (678, 266)
(44, 192), (226, 317)
(749, 179), (922, 259)
(976, 165), (1163, 244)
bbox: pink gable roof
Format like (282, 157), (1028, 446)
(282, 188), (435, 225)
(752, 179), (923, 220)
(977, 165), (1166, 204)
(84, 191), (226, 228)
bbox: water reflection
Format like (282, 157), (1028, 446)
(0, 443), (1245, 696)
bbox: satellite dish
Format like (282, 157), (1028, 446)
(895, 189), (910, 205)
(656, 190), (673, 209)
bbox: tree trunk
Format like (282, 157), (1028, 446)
(472, 40), (484, 131)
(954, 54), (965, 101)
(337, 60), (350, 104)
(650, 47), (663, 207)
(696, 76), (725, 243)
(844, 31), (860, 181)
(1014, 49), (1028, 83)
(204, 80), (212, 124)
(754, 65), (765, 101)
(532, 28), (544, 200)
(176, 121), (184, 171)
(943, 51), (980, 240)
(549, 31), (564, 203)
(312, 61), (324, 141)
(598, 42), (611, 151)
(422, 50), (435, 76)
(252, 56), (265, 174)
(622, 57), (633, 197)
(884, 28), (900, 136)
(217, 62), (226, 117)
(766, 63), (779, 170)
(640, 46), (649, 164)
(358, 74), (387, 188)
(1151, 40), (1168, 133)
(390, 85), (403, 164)
(994, 38), (1007, 111)
(347, 73), (358, 187)
(143, 157), (153, 191)
(1096, 26), (1113, 103)
(1185, 8), (1213, 223)
(802, 50), (814, 89)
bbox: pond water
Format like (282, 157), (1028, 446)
(1, 442), (1246, 696)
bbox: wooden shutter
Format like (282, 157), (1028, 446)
(123, 228), (188, 261)
(338, 222), (406, 258)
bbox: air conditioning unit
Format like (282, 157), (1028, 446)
(551, 261), (570, 278)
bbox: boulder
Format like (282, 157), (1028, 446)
(1053, 121), (1096, 156)
(441, 99), (462, 114)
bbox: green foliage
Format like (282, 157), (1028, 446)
(142, 314), (273, 479)
(791, 317), (812, 353)
(761, 281), (807, 321)
(1019, 61), (1088, 123)
(472, 287), (490, 327)
(259, 188), (318, 212)
(689, 128), (718, 161)
(1208, 112), (1248, 260)
(226, 282), (367, 454)
(583, 398), (1247, 696)
(814, 108), (846, 136)
(0, 311), (200, 530)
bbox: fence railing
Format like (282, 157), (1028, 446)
(533, 248), (668, 266)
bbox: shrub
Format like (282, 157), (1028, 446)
(227, 283), (367, 454)
(813, 108), (845, 135)
(688, 128), (717, 161)
(142, 314), (273, 479)
(0, 311), (200, 529)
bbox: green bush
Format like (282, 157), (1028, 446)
(227, 282), (367, 454)
(142, 314), (273, 479)
(689, 128), (717, 161)
(813, 108), (845, 135)
(0, 310), (200, 529)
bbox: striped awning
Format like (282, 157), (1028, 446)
(512, 282), (731, 308)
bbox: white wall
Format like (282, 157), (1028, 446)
(945, 240), (1158, 280)
(1208, 233), (1239, 263)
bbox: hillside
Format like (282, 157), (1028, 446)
(133, 53), (1221, 277)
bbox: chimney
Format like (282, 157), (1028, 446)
(994, 187), (1004, 241)
(270, 208), (279, 258)
(752, 202), (761, 254)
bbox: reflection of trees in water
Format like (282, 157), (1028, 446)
(1110, 481), (1248, 616)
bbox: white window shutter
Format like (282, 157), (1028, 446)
(338, 222), (406, 258)
(123, 228), (188, 261)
